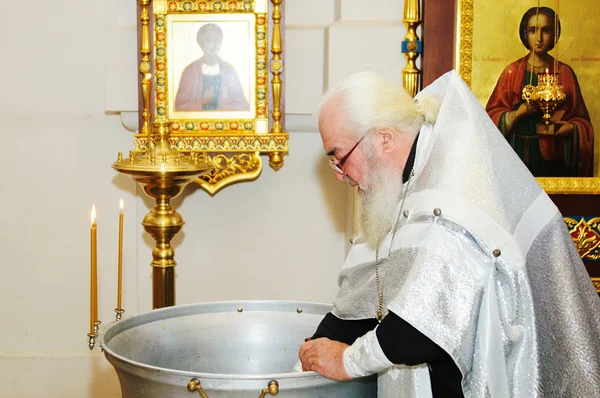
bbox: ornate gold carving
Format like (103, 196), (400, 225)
(402, 0), (421, 97)
(153, 11), (268, 132)
(523, 73), (566, 132)
(538, 178), (600, 194)
(455, 0), (474, 87)
(134, 134), (288, 153)
(592, 278), (600, 293)
(166, 1), (254, 12)
(143, 0), (288, 194)
(268, 152), (284, 171)
(197, 152), (263, 195)
(564, 217), (600, 260)
(139, 0), (152, 137)
(270, 0), (283, 135)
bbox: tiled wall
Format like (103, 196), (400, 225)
(285, 0), (407, 118)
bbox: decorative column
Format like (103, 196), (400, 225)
(269, 0), (284, 171)
(401, 0), (422, 97)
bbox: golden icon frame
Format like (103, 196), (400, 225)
(454, 0), (600, 194)
(135, 0), (288, 195)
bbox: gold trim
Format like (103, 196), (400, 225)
(537, 178), (600, 194)
(144, 1), (288, 193)
(156, 12), (264, 130)
(454, 0), (600, 194)
(134, 133), (288, 152)
(454, 0), (473, 88)
(165, 0), (255, 13)
(592, 278), (600, 293)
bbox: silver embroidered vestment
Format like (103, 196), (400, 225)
(332, 71), (600, 397)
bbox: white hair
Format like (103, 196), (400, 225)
(319, 71), (441, 140)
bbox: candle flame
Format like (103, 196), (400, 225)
(91, 205), (96, 224)
(120, 198), (124, 211)
(545, 68), (549, 74)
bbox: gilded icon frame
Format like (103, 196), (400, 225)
(136, 0), (288, 195)
(454, 0), (600, 194)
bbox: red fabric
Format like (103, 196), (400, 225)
(174, 57), (249, 112)
(486, 55), (594, 176)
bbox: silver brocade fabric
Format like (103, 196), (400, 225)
(331, 71), (600, 397)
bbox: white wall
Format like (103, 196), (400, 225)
(0, 0), (409, 396)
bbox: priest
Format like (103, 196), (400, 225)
(297, 70), (600, 397)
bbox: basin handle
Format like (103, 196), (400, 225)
(187, 378), (209, 398)
(258, 380), (279, 398)
(187, 378), (278, 398)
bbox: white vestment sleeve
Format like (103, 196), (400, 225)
(343, 328), (393, 378)
(291, 359), (303, 372)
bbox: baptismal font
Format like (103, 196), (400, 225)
(84, 1), (381, 396)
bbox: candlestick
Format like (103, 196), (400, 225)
(116, 199), (124, 321)
(90, 205), (97, 335)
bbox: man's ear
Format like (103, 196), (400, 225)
(378, 128), (396, 154)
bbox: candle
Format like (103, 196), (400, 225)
(117, 199), (124, 311)
(545, 68), (549, 74)
(90, 205), (97, 335)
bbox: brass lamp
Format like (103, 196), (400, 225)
(112, 120), (212, 309)
(522, 71), (566, 135)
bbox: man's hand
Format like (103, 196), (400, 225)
(554, 121), (575, 136)
(298, 338), (351, 380)
(515, 101), (540, 119)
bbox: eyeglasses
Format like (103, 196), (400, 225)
(329, 134), (367, 176)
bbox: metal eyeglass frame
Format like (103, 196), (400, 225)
(328, 134), (368, 176)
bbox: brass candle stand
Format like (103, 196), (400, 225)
(115, 309), (125, 321)
(88, 321), (102, 351)
(112, 120), (213, 309)
(87, 333), (96, 351)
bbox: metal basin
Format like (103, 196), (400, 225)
(101, 300), (377, 397)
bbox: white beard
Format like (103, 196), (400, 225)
(357, 161), (404, 249)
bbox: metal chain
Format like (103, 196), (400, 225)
(375, 168), (415, 323)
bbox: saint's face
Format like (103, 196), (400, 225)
(526, 13), (554, 55)
(199, 30), (222, 58)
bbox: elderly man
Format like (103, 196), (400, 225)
(297, 71), (600, 397)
